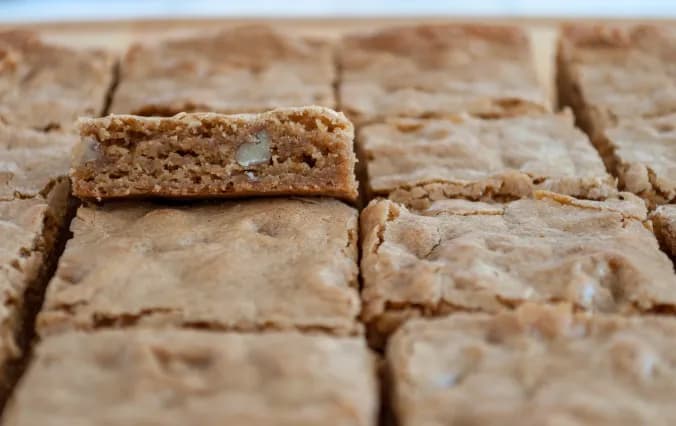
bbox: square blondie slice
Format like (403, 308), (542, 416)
(361, 191), (676, 346)
(360, 112), (616, 209)
(339, 24), (548, 125)
(71, 107), (358, 201)
(598, 115), (676, 208)
(651, 205), (676, 257)
(38, 198), (361, 336)
(4, 329), (378, 426)
(557, 23), (676, 142)
(110, 25), (335, 115)
(388, 304), (676, 426)
(0, 30), (115, 131)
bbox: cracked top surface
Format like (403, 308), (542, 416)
(650, 205), (676, 257)
(388, 304), (676, 426)
(339, 24), (548, 124)
(559, 24), (676, 127)
(5, 329), (378, 426)
(110, 25), (336, 115)
(360, 112), (615, 206)
(0, 124), (75, 201)
(38, 198), (361, 336)
(0, 30), (115, 131)
(360, 191), (676, 328)
(603, 114), (676, 206)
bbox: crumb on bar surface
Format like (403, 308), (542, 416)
(360, 112), (616, 208)
(38, 197), (362, 336)
(110, 25), (336, 116)
(4, 329), (378, 426)
(556, 23), (676, 141)
(0, 30), (115, 131)
(71, 106), (358, 201)
(388, 304), (676, 426)
(360, 190), (676, 345)
(339, 23), (548, 125)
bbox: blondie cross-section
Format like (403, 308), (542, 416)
(360, 112), (616, 208)
(339, 24), (548, 125)
(4, 329), (378, 426)
(110, 25), (335, 115)
(557, 24), (676, 142)
(71, 107), (358, 201)
(388, 304), (676, 426)
(361, 191), (676, 345)
(0, 30), (115, 131)
(38, 198), (361, 336)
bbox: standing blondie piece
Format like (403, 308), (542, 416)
(651, 205), (676, 258)
(38, 198), (361, 336)
(387, 304), (676, 426)
(360, 112), (616, 208)
(0, 30), (115, 131)
(557, 24), (676, 142)
(339, 24), (548, 125)
(361, 191), (676, 345)
(71, 107), (358, 201)
(4, 329), (378, 426)
(0, 126), (75, 396)
(110, 25), (335, 115)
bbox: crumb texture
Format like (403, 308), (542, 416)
(4, 329), (378, 426)
(360, 191), (675, 340)
(339, 24), (548, 124)
(0, 30), (115, 131)
(388, 304), (676, 426)
(72, 107), (358, 201)
(39, 198), (362, 336)
(110, 25), (336, 115)
(651, 205), (676, 257)
(361, 113), (616, 208)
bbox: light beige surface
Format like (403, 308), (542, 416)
(38, 197), (362, 336)
(0, 30), (115, 131)
(4, 329), (378, 426)
(361, 112), (615, 208)
(388, 304), (676, 426)
(0, 124), (75, 201)
(72, 107), (358, 201)
(110, 25), (336, 115)
(339, 24), (548, 125)
(602, 114), (676, 208)
(361, 190), (676, 341)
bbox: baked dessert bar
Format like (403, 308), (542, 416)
(71, 107), (358, 201)
(557, 23), (676, 142)
(651, 205), (676, 258)
(110, 25), (335, 115)
(0, 30), (115, 131)
(4, 329), (378, 426)
(388, 304), (676, 426)
(0, 126), (75, 395)
(360, 111), (616, 209)
(361, 191), (676, 345)
(339, 24), (548, 125)
(38, 198), (361, 336)
(598, 114), (676, 208)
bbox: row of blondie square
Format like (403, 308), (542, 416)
(2, 21), (676, 425)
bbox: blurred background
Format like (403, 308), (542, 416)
(2, 0), (676, 22)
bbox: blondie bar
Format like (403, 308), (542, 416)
(0, 30), (115, 131)
(71, 107), (358, 201)
(110, 25), (335, 115)
(388, 304), (676, 426)
(339, 24), (548, 125)
(38, 198), (361, 336)
(4, 329), (378, 426)
(360, 112), (615, 208)
(361, 191), (676, 345)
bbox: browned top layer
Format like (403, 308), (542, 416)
(0, 30), (115, 131)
